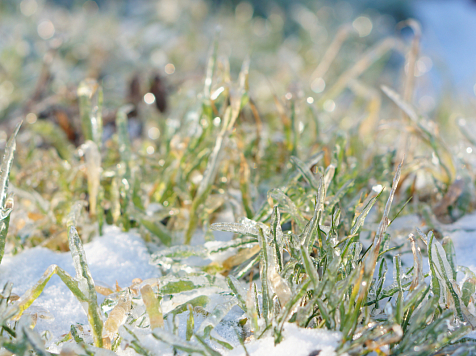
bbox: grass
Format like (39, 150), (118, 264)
(1, 1), (476, 355)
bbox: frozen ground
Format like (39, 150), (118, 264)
(3, 211), (476, 355)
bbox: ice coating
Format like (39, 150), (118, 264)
(210, 222), (259, 237)
(104, 290), (132, 340)
(141, 284), (164, 330)
(267, 188), (306, 229)
(0, 122), (21, 265)
(290, 156), (320, 192)
(196, 296), (238, 335)
(0, 122), (21, 208)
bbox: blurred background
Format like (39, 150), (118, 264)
(1, 0), (475, 127)
(1, 0), (476, 250)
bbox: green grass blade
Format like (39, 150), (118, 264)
(67, 202), (103, 347)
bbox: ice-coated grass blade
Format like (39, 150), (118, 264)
(290, 155), (320, 192)
(271, 206), (284, 271)
(122, 326), (153, 356)
(116, 105), (134, 230)
(186, 304), (194, 341)
(195, 332), (226, 356)
(67, 202), (103, 347)
(350, 186), (383, 235)
(210, 222), (259, 237)
(274, 280), (311, 344)
(381, 85), (455, 183)
(442, 237), (457, 281)
(141, 285), (163, 330)
(0, 209), (12, 267)
(139, 218), (172, 246)
(234, 254), (260, 280)
(82, 141), (101, 217)
(227, 276), (248, 312)
(239, 152), (253, 219)
(258, 227), (270, 326)
(159, 273), (227, 295)
(203, 31), (219, 102)
(316, 296), (334, 329)
(300, 245), (319, 289)
(393, 255), (404, 324)
(300, 195), (321, 249)
(409, 234), (423, 291)
(0, 122), (21, 207)
(431, 237), (465, 322)
(15, 264), (83, 318)
(78, 79), (103, 148)
(166, 295), (210, 319)
(30, 120), (73, 160)
(0, 122), (21, 265)
(185, 58), (249, 244)
(268, 188), (306, 229)
(342, 159), (402, 342)
(103, 291), (131, 344)
(196, 297), (237, 337)
(462, 278), (476, 308)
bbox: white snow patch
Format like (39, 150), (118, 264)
(443, 212), (476, 273)
(0, 225), (158, 350)
(227, 323), (344, 356)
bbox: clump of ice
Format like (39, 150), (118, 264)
(0, 225), (158, 351)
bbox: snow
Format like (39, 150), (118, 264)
(227, 323), (343, 356)
(440, 212), (476, 274)
(0, 225), (158, 350)
(4, 208), (476, 355)
(0, 222), (346, 355)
